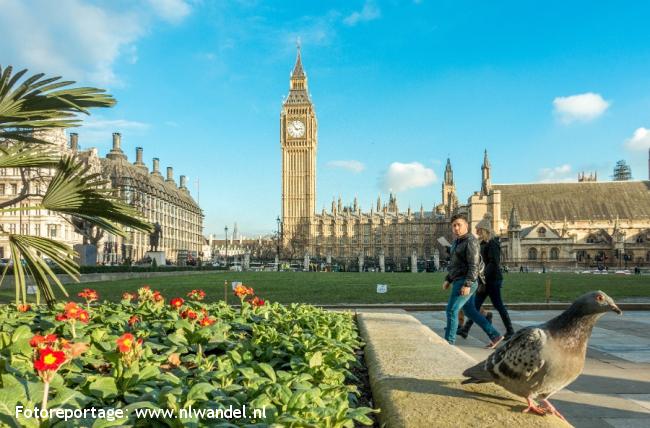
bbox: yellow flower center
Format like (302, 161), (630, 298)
(44, 354), (56, 365)
(123, 339), (132, 347)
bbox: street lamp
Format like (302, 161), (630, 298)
(276, 216), (281, 271)
(224, 226), (229, 268)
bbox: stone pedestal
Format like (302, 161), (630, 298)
(243, 251), (250, 270)
(145, 251), (165, 267)
(74, 244), (97, 266)
(411, 250), (418, 273)
(326, 254), (332, 264)
(304, 253), (310, 271)
(433, 249), (440, 270)
(379, 252), (385, 273)
(358, 253), (365, 272)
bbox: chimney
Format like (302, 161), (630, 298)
(166, 166), (176, 185)
(151, 158), (162, 177)
(69, 133), (78, 151)
(180, 175), (188, 189)
(106, 132), (127, 160)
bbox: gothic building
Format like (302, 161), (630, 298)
(280, 48), (452, 269)
(467, 151), (650, 268)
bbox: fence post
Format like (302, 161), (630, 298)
(224, 280), (228, 304)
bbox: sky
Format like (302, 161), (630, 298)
(2, 0), (650, 238)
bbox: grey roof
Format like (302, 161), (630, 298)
(494, 181), (650, 222)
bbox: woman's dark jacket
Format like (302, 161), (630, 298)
(480, 237), (503, 285)
(445, 233), (480, 286)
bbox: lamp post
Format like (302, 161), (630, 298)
(224, 226), (229, 268)
(276, 216), (281, 271)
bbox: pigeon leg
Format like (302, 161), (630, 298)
(540, 399), (567, 422)
(522, 397), (546, 416)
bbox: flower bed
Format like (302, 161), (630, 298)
(0, 287), (376, 427)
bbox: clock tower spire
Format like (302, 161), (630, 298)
(281, 45), (318, 253)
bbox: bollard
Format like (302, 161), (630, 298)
(545, 278), (551, 304)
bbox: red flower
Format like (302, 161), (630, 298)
(77, 310), (90, 324)
(234, 284), (254, 298)
(30, 335), (46, 348)
(122, 292), (136, 301)
(199, 316), (215, 327)
(152, 291), (164, 302)
(64, 302), (82, 319)
(55, 313), (68, 321)
(116, 333), (135, 353)
(180, 309), (198, 320)
(187, 289), (206, 301)
(250, 296), (266, 307)
(17, 304), (31, 312)
(128, 315), (139, 326)
(77, 288), (99, 302)
(33, 347), (66, 372)
(170, 297), (184, 309)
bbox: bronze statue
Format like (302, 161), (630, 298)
(71, 217), (104, 245)
(149, 222), (162, 251)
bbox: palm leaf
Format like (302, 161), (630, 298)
(42, 156), (153, 236)
(7, 234), (76, 307)
(0, 142), (60, 168)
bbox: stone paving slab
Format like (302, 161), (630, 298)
(357, 310), (570, 428)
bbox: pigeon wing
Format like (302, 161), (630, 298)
(486, 326), (547, 382)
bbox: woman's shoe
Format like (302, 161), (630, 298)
(504, 329), (515, 341)
(485, 335), (504, 349)
(456, 327), (469, 339)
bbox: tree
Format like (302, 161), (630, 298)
(0, 65), (152, 306)
(612, 160), (632, 181)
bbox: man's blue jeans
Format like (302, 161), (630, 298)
(444, 278), (501, 344)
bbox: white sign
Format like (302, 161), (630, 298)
(437, 236), (451, 248)
(27, 285), (37, 295)
(231, 281), (242, 290)
(376, 284), (388, 293)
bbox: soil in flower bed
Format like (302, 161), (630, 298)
(0, 286), (379, 427)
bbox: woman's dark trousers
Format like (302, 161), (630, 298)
(460, 280), (515, 338)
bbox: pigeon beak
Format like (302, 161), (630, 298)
(610, 304), (622, 315)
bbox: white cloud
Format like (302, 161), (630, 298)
(625, 127), (650, 151)
(343, 1), (381, 26)
(326, 160), (365, 173)
(0, 0), (192, 87)
(382, 162), (437, 192)
(146, 0), (191, 24)
(538, 164), (574, 182)
(552, 92), (610, 124)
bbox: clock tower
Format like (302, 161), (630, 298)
(281, 46), (317, 251)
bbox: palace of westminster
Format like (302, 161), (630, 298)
(1, 48), (649, 269)
(280, 47), (650, 269)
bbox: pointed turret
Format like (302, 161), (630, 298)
(444, 158), (454, 185)
(353, 196), (358, 212)
(376, 194), (381, 212)
(289, 43), (308, 92)
(481, 149), (492, 196)
(508, 206), (521, 230)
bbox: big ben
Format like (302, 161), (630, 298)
(281, 46), (317, 252)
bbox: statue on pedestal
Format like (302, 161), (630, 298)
(149, 222), (162, 252)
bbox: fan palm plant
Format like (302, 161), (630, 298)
(0, 65), (153, 307)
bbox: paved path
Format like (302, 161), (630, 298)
(413, 310), (650, 428)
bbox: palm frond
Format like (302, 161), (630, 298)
(42, 156), (153, 236)
(0, 65), (116, 133)
(7, 234), (76, 307)
(0, 142), (60, 168)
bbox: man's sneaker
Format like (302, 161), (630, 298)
(485, 335), (504, 349)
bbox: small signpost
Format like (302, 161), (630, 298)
(376, 284), (388, 293)
(27, 285), (37, 295)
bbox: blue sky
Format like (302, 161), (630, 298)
(2, 0), (650, 237)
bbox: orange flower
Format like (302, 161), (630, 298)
(170, 297), (184, 309)
(180, 308), (198, 320)
(116, 333), (135, 353)
(55, 313), (67, 321)
(187, 289), (206, 301)
(77, 288), (99, 302)
(17, 304), (31, 312)
(34, 347), (66, 372)
(64, 302), (81, 319)
(122, 292), (136, 301)
(199, 316), (215, 327)
(234, 284), (254, 298)
(250, 296), (266, 307)
(152, 291), (164, 302)
(77, 310), (90, 323)
(128, 315), (139, 326)
(31, 334), (59, 348)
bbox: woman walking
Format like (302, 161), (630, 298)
(443, 213), (503, 348)
(457, 214), (515, 340)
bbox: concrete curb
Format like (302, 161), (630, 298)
(356, 310), (571, 428)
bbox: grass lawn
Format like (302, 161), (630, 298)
(1, 272), (648, 305)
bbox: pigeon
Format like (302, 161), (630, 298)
(462, 290), (622, 420)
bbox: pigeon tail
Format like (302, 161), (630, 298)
(462, 361), (493, 384)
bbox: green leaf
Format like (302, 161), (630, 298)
(309, 351), (323, 368)
(10, 325), (32, 343)
(88, 377), (118, 401)
(257, 362), (276, 383)
(185, 382), (213, 404)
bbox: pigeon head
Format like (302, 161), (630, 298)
(577, 291), (622, 315)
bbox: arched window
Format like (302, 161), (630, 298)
(586, 236), (595, 244)
(528, 247), (538, 260)
(576, 250), (587, 261)
(550, 247), (559, 260)
(637, 235), (644, 243)
(538, 227), (546, 237)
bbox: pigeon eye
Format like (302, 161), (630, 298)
(596, 294), (604, 302)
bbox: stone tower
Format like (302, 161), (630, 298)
(281, 45), (318, 249)
(507, 205), (522, 262)
(441, 158), (458, 215)
(481, 149), (491, 196)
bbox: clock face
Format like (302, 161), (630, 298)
(287, 120), (305, 138)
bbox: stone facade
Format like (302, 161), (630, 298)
(280, 48), (452, 269)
